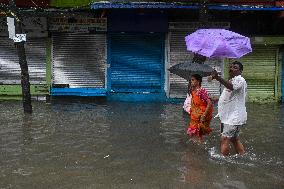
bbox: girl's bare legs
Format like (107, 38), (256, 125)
(198, 136), (204, 144)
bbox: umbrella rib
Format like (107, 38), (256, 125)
(209, 40), (221, 58)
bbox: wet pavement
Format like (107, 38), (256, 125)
(0, 99), (283, 189)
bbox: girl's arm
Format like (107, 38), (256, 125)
(200, 98), (212, 122)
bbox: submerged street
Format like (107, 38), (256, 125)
(0, 100), (283, 189)
(0, 1), (283, 189)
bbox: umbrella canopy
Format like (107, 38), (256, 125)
(168, 62), (213, 81)
(185, 29), (252, 58)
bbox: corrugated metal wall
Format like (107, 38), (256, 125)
(0, 38), (46, 84)
(168, 27), (222, 98)
(236, 45), (278, 101)
(109, 33), (164, 93)
(52, 33), (106, 88)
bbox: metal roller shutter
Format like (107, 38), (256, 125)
(236, 45), (278, 101)
(109, 33), (164, 93)
(52, 33), (106, 88)
(0, 37), (46, 84)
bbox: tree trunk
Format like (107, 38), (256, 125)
(15, 21), (32, 114)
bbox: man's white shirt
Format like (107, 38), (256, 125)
(217, 75), (247, 125)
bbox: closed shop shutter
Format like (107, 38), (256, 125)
(52, 33), (106, 88)
(0, 37), (46, 84)
(236, 45), (278, 101)
(109, 33), (164, 93)
(168, 29), (222, 98)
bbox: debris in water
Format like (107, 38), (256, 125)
(104, 155), (110, 159)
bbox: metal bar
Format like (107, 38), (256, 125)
(91, 3), (284, 11)
(208, 5), (284, 11)
(91, 3), (199, 9)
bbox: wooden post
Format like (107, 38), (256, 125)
(15, 20), (32, 113)
(9, 0), (32, 113)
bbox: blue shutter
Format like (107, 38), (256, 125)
(109, 33), (164, 93)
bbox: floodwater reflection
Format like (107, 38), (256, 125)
(0, 100), (283, 189)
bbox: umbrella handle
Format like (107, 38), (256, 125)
(192, 53), (206, 64)
(207, 76), (213, 82)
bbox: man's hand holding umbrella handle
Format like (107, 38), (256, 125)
(211, 70), (234, 91)
(208, 70), (220, 82)
(211, 70), (219, 80)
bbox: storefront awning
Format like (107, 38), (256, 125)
(209, 5), (284, 11)
(91, 2), (284, 11)
(91, 3), (199, 9)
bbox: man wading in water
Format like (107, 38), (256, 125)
(211, 61), (247, 156)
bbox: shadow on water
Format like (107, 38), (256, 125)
(0, 100), (283, 189)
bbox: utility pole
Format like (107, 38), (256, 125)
(199, 0), (209, 28)
(9, 0), (32, 114)
(15, 21), (32, 114)
(192, 0), (209, 65)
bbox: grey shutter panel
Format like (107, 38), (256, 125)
(0, 37), (46, 84)
(52, 33), (106, 88)
(168, 30), (193, 98)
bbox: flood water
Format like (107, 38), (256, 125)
(0, 99), (283, 189)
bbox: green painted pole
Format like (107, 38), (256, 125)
(46, 38), (52, 92)
(275, 48), (281, 102)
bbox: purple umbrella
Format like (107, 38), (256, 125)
(185, 29), (252, 58)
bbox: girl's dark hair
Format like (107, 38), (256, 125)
(191, 74), (202, 85)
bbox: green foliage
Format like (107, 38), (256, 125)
(50, 0), (102, 8)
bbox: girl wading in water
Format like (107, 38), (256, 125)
(185, 74), (213, 143)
